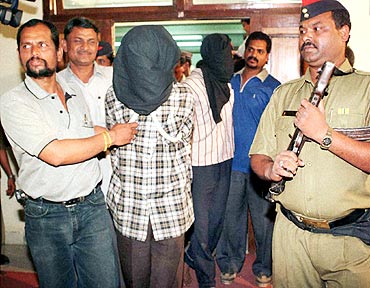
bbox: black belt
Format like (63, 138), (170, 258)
(280, 205), (367, 232)
(26, 185), (100, 208)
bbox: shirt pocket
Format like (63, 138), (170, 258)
(275, 115), (296, 152)
(326, 105), (366, 128)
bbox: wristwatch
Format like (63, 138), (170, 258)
(320, 127), (333, 150)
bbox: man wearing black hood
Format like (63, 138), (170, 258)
(183, 33), (234, 288)
(105, 25), (194, 288)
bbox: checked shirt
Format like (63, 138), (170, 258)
(105, 83), (194, 241)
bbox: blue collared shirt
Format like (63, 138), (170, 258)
(231, 68), (280, 173)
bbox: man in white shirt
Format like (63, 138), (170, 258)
(58, 17), (113, 196)
(0, 19), (137, 287)
(184, 33), (234, 288)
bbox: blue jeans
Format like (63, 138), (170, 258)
(216, 171), (275, 277)
(185, 159), (232, 288)
(24, 188), (120, 288)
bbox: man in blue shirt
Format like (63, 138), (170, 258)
(216, 31), (280, 287)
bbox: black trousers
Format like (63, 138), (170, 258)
(116, 224), (184, 288)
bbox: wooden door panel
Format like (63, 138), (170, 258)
(263, 27), (300, 84)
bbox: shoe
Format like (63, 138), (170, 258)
(255, 274), (272, 287)
(220, 272), (236, 285)
(0, 254), (10, 265)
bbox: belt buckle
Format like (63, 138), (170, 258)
(300, 217), (330, 229)
(63, 196), (85, 208)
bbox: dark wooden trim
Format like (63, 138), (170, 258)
(43, 1), (300, 23)
(183, 1), (299, 14)
(45, 1), (180, 23)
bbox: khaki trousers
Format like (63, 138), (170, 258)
(273, 209), (370, 288)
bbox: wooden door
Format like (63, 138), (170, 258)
(263, 27), (300, 84)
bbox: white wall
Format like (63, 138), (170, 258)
(0, 0), (370, 245)
(341, 0), (370, 71)
(0, 0), (42, 244)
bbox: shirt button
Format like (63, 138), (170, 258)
(60, 110), (63, 113)
(306, 161), (312, 167)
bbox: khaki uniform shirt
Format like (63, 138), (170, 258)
(250, 59), (370, 220)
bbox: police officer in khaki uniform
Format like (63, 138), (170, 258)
(250, 0), (370, 287)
